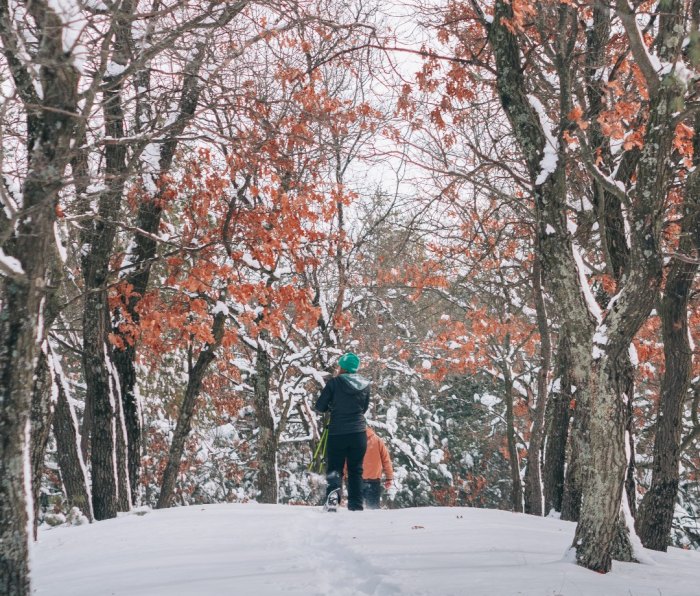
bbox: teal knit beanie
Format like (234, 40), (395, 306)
(338, 352), (360, 373)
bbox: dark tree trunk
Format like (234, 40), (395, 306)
(29, 351), (54, 540)
(560, 438), (582, 522)
(83, 295), (119, 521)
(0, 3), (78, 592)
(82, 14), (135, 517)
(500, 345), (522, 513)
(51, 350), (93, 521)
(112, 344), (141, 504)
(156, 312), (226, 509)
(544, 333), (572, 516)
(622, 358), (637, 518)
(113, 370), (131, 512)
(252, 332), (278, 504)
(488, 0), (584, 519)
(524, 253), (551, 516)
(29, 253), (66, 538)
(572, 358), (630, 572)
(0, 275), (42, 596)
(561, 335), (586, 525)
(636, 171), (700, 550)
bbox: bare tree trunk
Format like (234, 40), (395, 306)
(500, 344), (522, 513)
(544, 333), (572, 516)
(487, 0), (650, 571)
(50, 347), (93, 521)
(111, 362), (131, 512)
(560, 438), (583, 522)
(0, 2), (79, 591)
(29, 240), (66, 538)
(561, 344), (588, 527)
(81, 5), (135, 518)
(112, 343), (141, 503)
(636, 179), (700, 550)
(524, 252), (551, 515)
(29, 351), (54, 540)
(572, 359), (630, 571)
(156, 312), (225, 509)
(622, 359), (637, 518)
(252, 331), (278, 504)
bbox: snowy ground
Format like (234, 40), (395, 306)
(32, 503), (699, 596)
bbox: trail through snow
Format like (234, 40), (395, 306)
(32, 503), (699, 595)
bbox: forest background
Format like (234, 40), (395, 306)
(1, 1), (700, 593)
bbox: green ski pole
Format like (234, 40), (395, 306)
(309, 426), (328, 472)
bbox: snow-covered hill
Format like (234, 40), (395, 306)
(32, 503), (699, 596)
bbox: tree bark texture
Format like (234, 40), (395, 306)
(544, 333), (572, 516)
(636, 161), (700, 550)
(81, 9), (135, 518)
(523, 253), (551, 516)
(51, 350), (93, 521)
(253, 331), (279, 504)
(0, 2), (79, 592)
(29, 351), (54, 540)
(570, 0), (684, 570)
(83, 293), (119, 521)
(488, 0), (660, 571)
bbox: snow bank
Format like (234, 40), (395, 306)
(32, 503), (700, 595)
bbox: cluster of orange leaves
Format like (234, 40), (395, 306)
(109, 41), (383, 381)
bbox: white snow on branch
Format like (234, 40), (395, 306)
(46, 0), (88, 72)
(141, 142), (161, 195)
(572, 243), (602, 323)
(54, 222), (67, 263)
(528, 95), (559, 185)
(592, 323), (608, 360)
(240, 252), (261, 269)
(629, 342), (639, 366)
(593, 324), (608, 346)
(105, 61), (127, 78)
(2, 175), (21, 216)
(212, 301), (230, 316)
(0, 248), (24, 277)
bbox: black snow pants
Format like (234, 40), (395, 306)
(326, 431), (367, 511)
(362, 479), (382, 509)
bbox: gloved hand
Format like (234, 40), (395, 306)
(384, 479), (393, 490)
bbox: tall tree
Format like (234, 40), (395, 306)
(636, 125), (700, 549)
(0, 2), (80, 593)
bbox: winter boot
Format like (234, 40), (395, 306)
(324, 488), (340, 512)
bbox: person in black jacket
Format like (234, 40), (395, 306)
(315, 352), (370, 511)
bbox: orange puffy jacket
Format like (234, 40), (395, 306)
(363, 428), (393, 482)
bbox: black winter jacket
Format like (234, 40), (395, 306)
(314, 373), (370, 435)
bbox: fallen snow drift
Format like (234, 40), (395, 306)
(32, 503), (699, 595)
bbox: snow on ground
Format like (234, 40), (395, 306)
(32, 503), (699, 596)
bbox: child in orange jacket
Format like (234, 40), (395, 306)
(362, 427), (393, 509)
